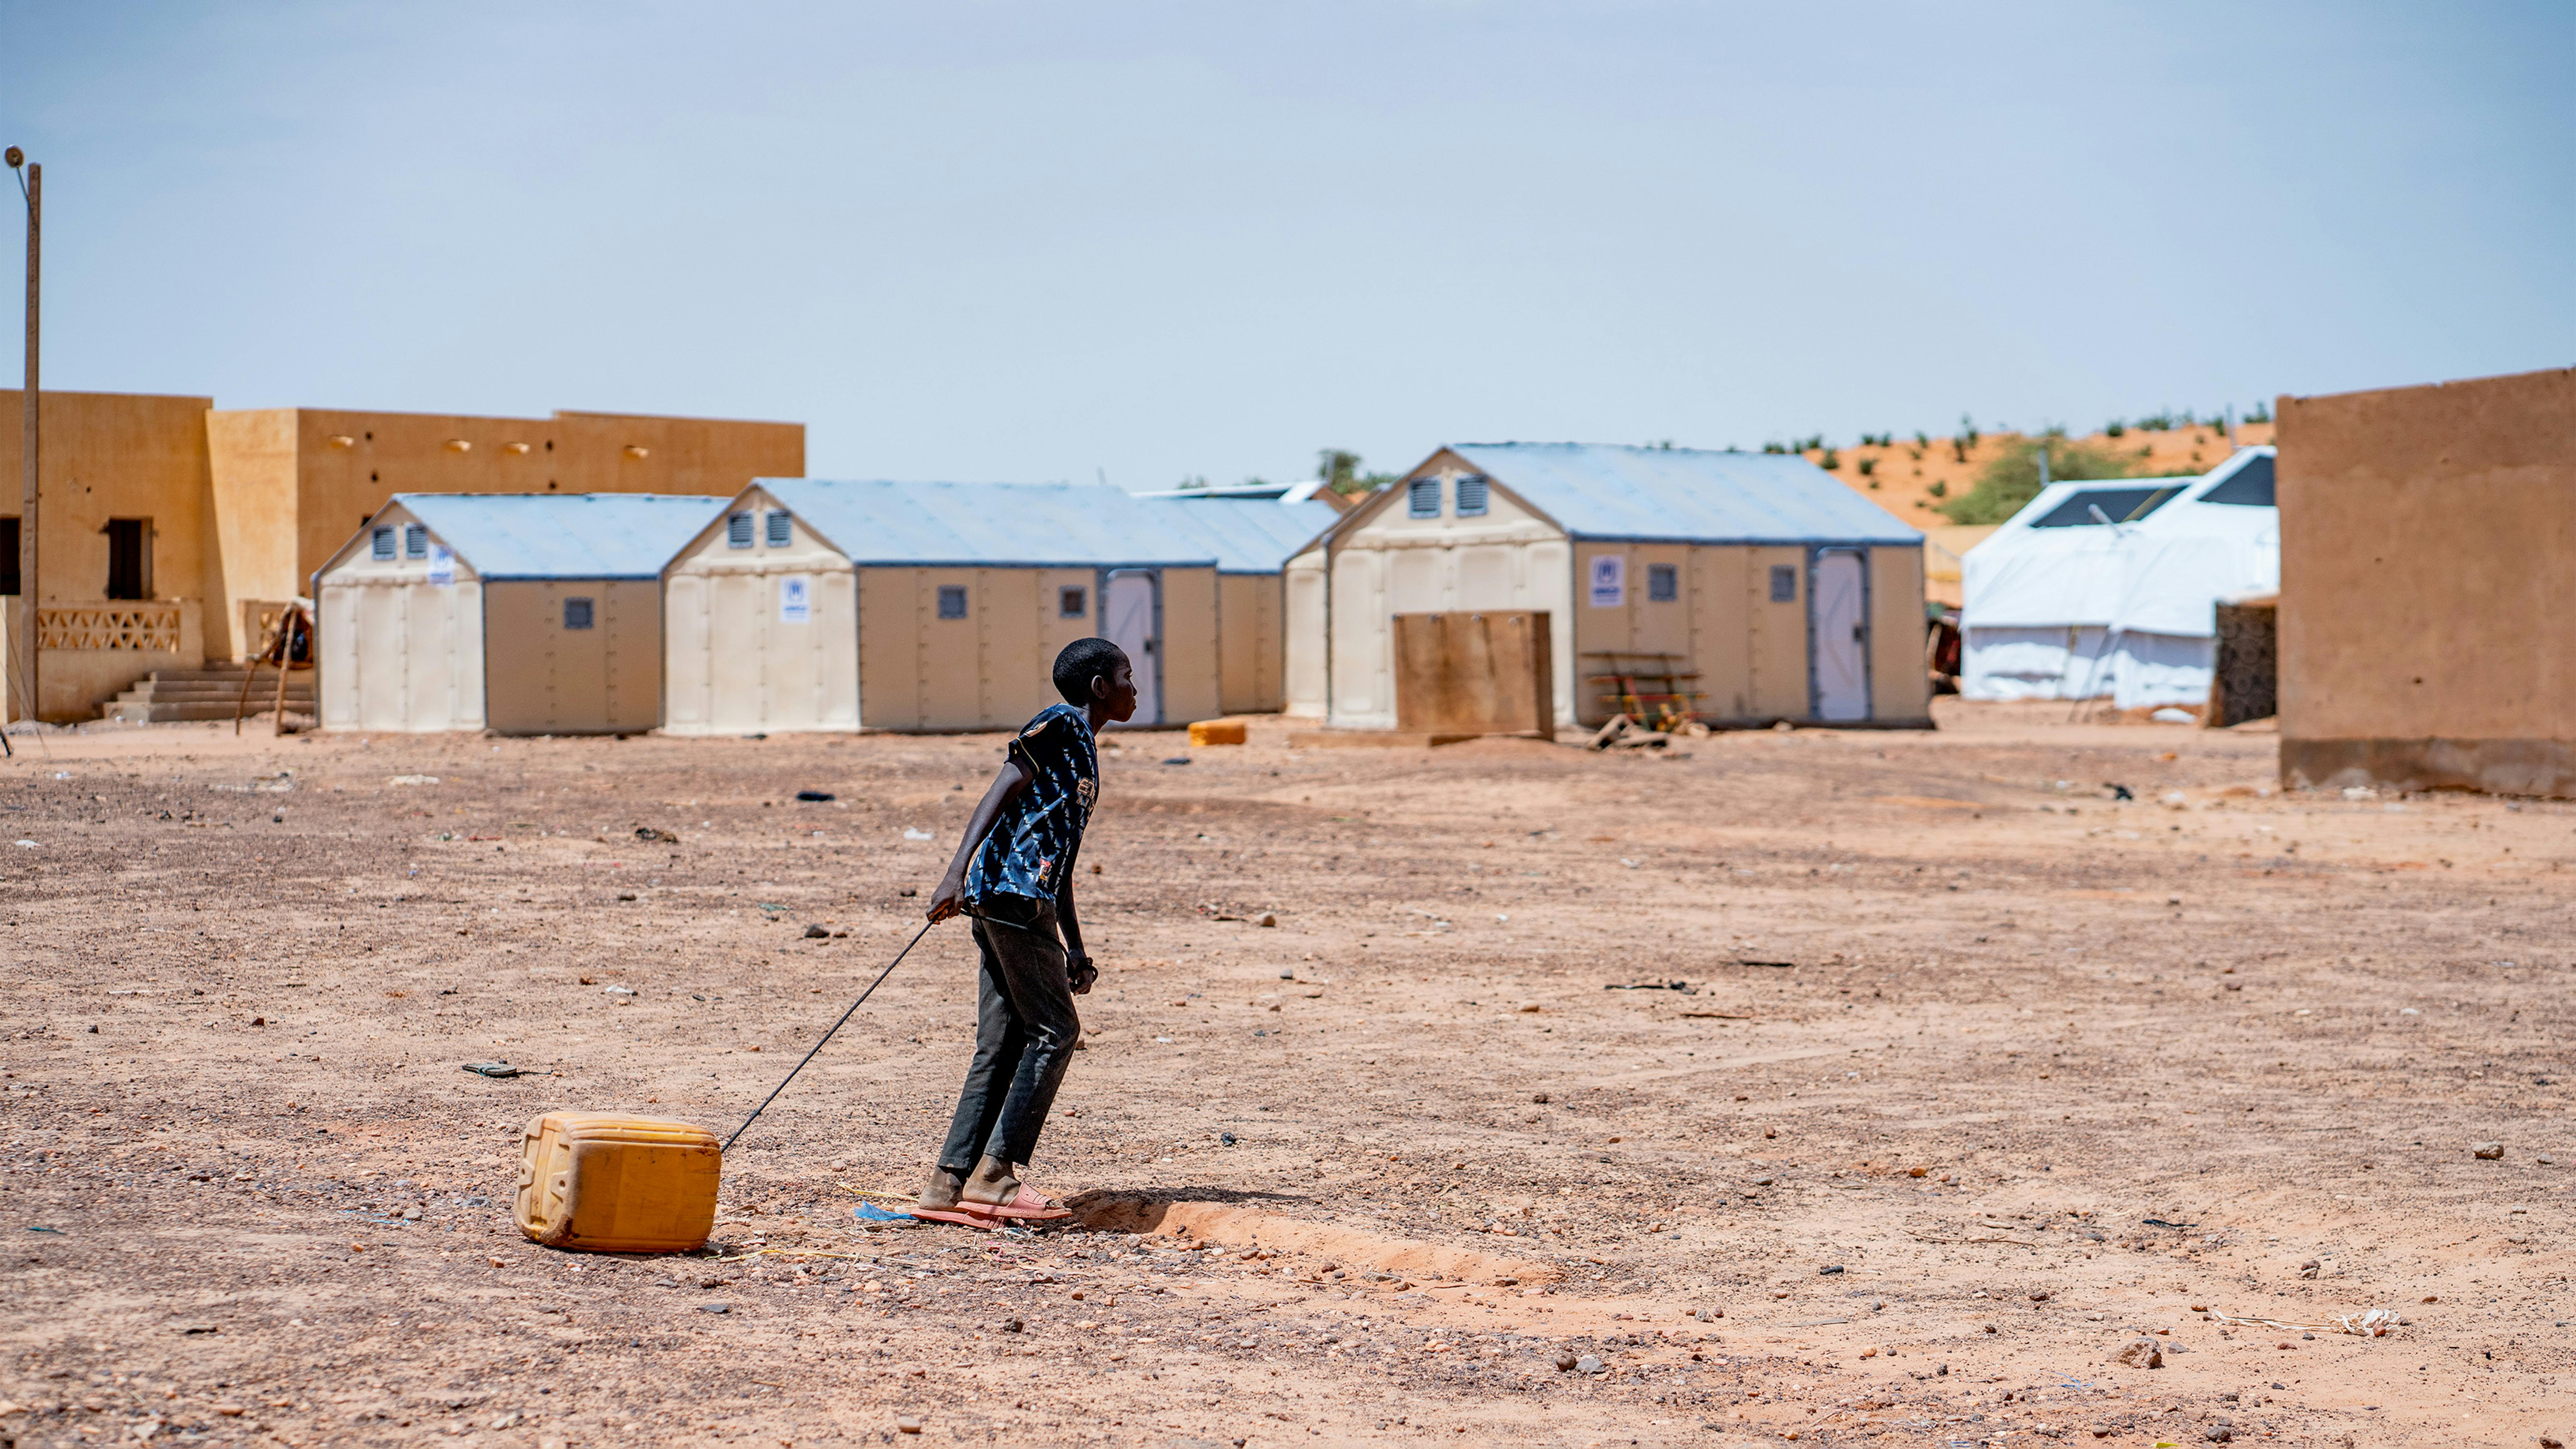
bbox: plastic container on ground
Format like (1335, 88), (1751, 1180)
(514, 1112), (722, 1253)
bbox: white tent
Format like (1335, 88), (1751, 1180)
(1961, 447), (2278, 708)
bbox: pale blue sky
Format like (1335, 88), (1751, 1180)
(4, 2), (2568, 486)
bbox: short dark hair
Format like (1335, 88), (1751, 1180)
(1053, 637), (1127, 705)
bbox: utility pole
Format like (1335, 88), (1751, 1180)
(8, 147), (32, 727)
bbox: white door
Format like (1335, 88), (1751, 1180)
(1101, 569), (1161, 725)
(1811, 550), (1870, 722)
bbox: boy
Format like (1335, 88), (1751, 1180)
(916, 637), (1138, 1224)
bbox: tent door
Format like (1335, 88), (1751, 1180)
(1101, 569), (1162, 726)
(1809, 548), (1871, 722)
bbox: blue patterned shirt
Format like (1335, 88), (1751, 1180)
(964, 703), (1099, 910)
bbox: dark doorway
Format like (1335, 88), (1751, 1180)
(105, 519), (153, 600)
(0, 517), (18, 596)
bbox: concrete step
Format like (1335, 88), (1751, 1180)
(105, 700), (318, 723)
(112, 681), (316, 701)
(98, 667), (317, 723)
(134, 667), (314, 684)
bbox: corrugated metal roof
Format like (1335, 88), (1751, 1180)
(1136, 496), (1341, 573)
(1444, 442), (1923, 545)
(759, 479), (1218, 569)
(391, 493), (729, 579)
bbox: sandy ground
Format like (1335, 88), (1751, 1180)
(0, 702), (2567, 1449)
(1812, 421), (2276, 530)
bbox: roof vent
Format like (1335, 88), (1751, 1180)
(1455, 475), (1490, 516)
(1408, 476), (1441, 518)
(765, 510), (792, 547)
(727, 512), (754, 549)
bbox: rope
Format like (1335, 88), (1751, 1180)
(723, 919), (938, 1154)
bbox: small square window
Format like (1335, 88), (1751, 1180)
(563, 597), (595, 630)
(937, 585), (969, 620)
(765, 510), (792, 547)
(1059, 585), (1087, 619)
(1407, 476), (1441, 518)
(1647, 563), (1678, 602)
(404, 524), (428, 559)
(1455, 475), (1490, 516)
(371, 526), (395, 561)
(726, 512), (754, 548)
(1769, 564), (1798, 603)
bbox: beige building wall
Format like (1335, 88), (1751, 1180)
(663, 491), (860, 736)
(1215, 573), (1286, 715)
(1868, 547), (1933, 724)
(1, 389), (216, 720)
(1283, 547), (1330, 718)
(1301, 450), (1928, 732)
(849, 565), (1132, 731)
(2276, 367), (2576, 797)
(482, 580), (662, 736)
(315, 509), (486, 732)
(1743, 546), (1813, 721)
(1154, 566), (1222, 726)
(1324, 452), (1576, 730)
(206, 406), (802, 660)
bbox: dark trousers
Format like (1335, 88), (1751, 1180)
(938, 905), (1081, 1171)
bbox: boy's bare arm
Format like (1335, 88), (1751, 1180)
(927, 758), (1035, 922)
(1056, 874), (1095, 994)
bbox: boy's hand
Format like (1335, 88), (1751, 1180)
(926, 870), (967, 923)
(1069, 956), (1097, 995)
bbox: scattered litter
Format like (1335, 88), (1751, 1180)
(2471, 1141), (2504, 1160)
(1680, 1010), (1754, 1019)
(12, 840), (32, 849)
(1588, 714), (1668, 751)
(388, 775), (440, 786)
(2207, 1308), (2399, 1337)
(461, 1062), (523, 1079)
(1734, 960), (1797, 970)
(853, 1204), (921, 1227)
(903, 828), (935, 841)
(26, 1225), (63, 1234)
(804, 924), (830, 938)
(795, 791), (835, 802)
(1161, 757), (1192, 766)
(2149, 708), (2196, 724)
(2107, 784), (2135, 801)
(2140, 1218), (2198, 1230)
(1605, 980), (1692, 992)
(635, 826), (680, 844)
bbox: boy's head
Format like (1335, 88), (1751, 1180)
(1052, 637), (1135, 715)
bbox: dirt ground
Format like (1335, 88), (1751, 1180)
(1, 702), (2567, 1449)
(1812, 420), (2274, 531)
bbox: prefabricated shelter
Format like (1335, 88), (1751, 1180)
(1285, 443), (1931, 731)
(661, 480), (1222, 734)
(1130, 486), (1340, 715)
(2275, 367), (2576, 797)
(315, 493), (725, 734)
(1960, 447), (2277, 708)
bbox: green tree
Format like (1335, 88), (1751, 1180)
(1316, 448), (1398, 497)
(1936, 436), (2145, 524)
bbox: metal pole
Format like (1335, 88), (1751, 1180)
(2036, 438), (2050, 491)
(13, 156), (33, 726)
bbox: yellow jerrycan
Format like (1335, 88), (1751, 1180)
(514, 1113), (722, 1254)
